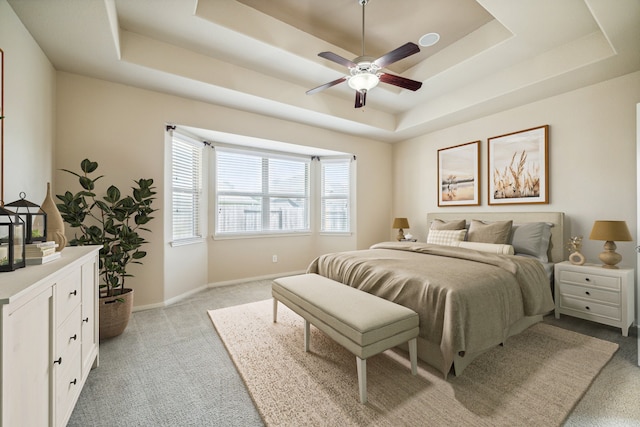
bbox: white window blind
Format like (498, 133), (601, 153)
(320, 158), (351, 233)
(172, 134), (204, 241)
(216, 148), (310, 235)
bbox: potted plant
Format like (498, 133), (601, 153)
(56, 159), (156, 339)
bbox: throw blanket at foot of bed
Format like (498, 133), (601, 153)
(272, 273), (419, 404)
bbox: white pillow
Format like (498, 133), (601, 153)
(427, 229), (467, 246)
(454, 241), (515, 255)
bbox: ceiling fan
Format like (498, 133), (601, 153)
(306, 0), (424, 108)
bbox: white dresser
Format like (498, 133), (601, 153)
(0, 246), (100, 426)
(554, 261), (635, 336)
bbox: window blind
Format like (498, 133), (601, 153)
(216, 148), (310, 235)
(320, 158), (351, 233)
(172, 134), (203, 241)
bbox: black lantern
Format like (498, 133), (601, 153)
(0, 207), (26, 272)
(5, 192), (47, 244)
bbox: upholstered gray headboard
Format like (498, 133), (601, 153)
(426, 212), (567, 263)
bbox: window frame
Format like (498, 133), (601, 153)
(170, 131), (206, 245)
(319, 156), (354, 234)
(214, 146), (312, 238)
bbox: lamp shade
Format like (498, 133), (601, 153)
(392, 218), (410, 229)
(589, 221), (632, 242)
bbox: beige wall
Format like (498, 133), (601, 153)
(55, 73), (393, 308)
(394, 71), (640, 269)
(6, 0), (639, 310)
(0, 0), (55, 205)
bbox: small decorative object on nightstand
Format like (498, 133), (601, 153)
(554, 261), (634, 336)
(566, 236), (585, 265)
(392, 217), (410, 241)
(589, 220), (632, 269)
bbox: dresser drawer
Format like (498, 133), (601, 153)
(55, 351), (82, 427)
(558, 270), (620, 290)
(55, 305), (82, 363)
(55, 269), (82, 325)
(560, 295), (621, 321)
(557, 283), (620, 305)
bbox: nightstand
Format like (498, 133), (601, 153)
(554, 261), (635, 336)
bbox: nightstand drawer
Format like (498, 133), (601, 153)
(558, 283), (620, 305)
(558, 270), (620, 290)
(560, 295), (621, 321)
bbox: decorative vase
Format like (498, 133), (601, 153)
(40, 182), (67, 251)
(99, 288), (134, 339)
(569, 251), (586, 265)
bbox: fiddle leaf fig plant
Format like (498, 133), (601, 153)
(56, 159), (156, 298)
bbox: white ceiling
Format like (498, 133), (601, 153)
(7, 0), (640, 143)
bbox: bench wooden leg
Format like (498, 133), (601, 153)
(304, 319), (310, 352)
(356, 356), (367, 404)
(408, 338), (417, 375)
(272, 298), (278, 323)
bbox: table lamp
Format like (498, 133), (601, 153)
(589, 220), (633, 269)
(392, 217), (410, 241)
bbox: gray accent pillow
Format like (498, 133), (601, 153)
(430, 219), (466, 230)
(468, 220), (513, 244)
(510, 222), (553, 262)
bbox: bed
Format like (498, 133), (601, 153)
(307, 212), (566, 377)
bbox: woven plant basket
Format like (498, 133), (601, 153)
(99, 288), (134, 340)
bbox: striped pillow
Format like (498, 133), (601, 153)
(427, 229), (467, 246)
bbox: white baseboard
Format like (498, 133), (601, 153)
(131, 270), (306, 312)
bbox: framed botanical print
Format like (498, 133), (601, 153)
(437, 140), (480, 206)
(488, 125), (549, 205)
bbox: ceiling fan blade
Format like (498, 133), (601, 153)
(318, 52), (357, 68)
(379, 73), (422, 91)
(306, 77), (347, 95)
(373, 42), (420, 69)
(354, 91), (366, 108)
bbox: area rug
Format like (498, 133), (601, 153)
(208, 299), (618, 427)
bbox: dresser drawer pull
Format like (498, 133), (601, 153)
(83, 317), (89, 323)
(70, 290), (77, 296)
(70, 379), (77, 386)
(70, 334), (77, 341)
(53, 357), (62, 365)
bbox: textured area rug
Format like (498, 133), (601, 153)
(208, 299), (618, 427)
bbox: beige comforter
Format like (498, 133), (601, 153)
(306, 241), (555, 374)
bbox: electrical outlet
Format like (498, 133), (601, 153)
(272, 255), (278, 263)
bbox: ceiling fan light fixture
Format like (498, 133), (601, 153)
(348, 72), (379, 92)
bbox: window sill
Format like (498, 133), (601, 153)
(170, 237), (206, 247)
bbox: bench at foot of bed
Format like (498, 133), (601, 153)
(272, 273), (419, 404)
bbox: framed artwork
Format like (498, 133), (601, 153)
(0, 48), (3, 204)
(488, 125), (549, 205)
(437, 140), (480, 206)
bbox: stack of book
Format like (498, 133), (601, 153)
(25, 241), (61, 265)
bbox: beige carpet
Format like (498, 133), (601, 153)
(208, 299), (618, 427)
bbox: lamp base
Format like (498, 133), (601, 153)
(396, 228), (405, 241)
(599, 240), (622, 269)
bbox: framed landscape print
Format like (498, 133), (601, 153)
(437, 141), (480, 206)
(488, 125), (549, 205)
